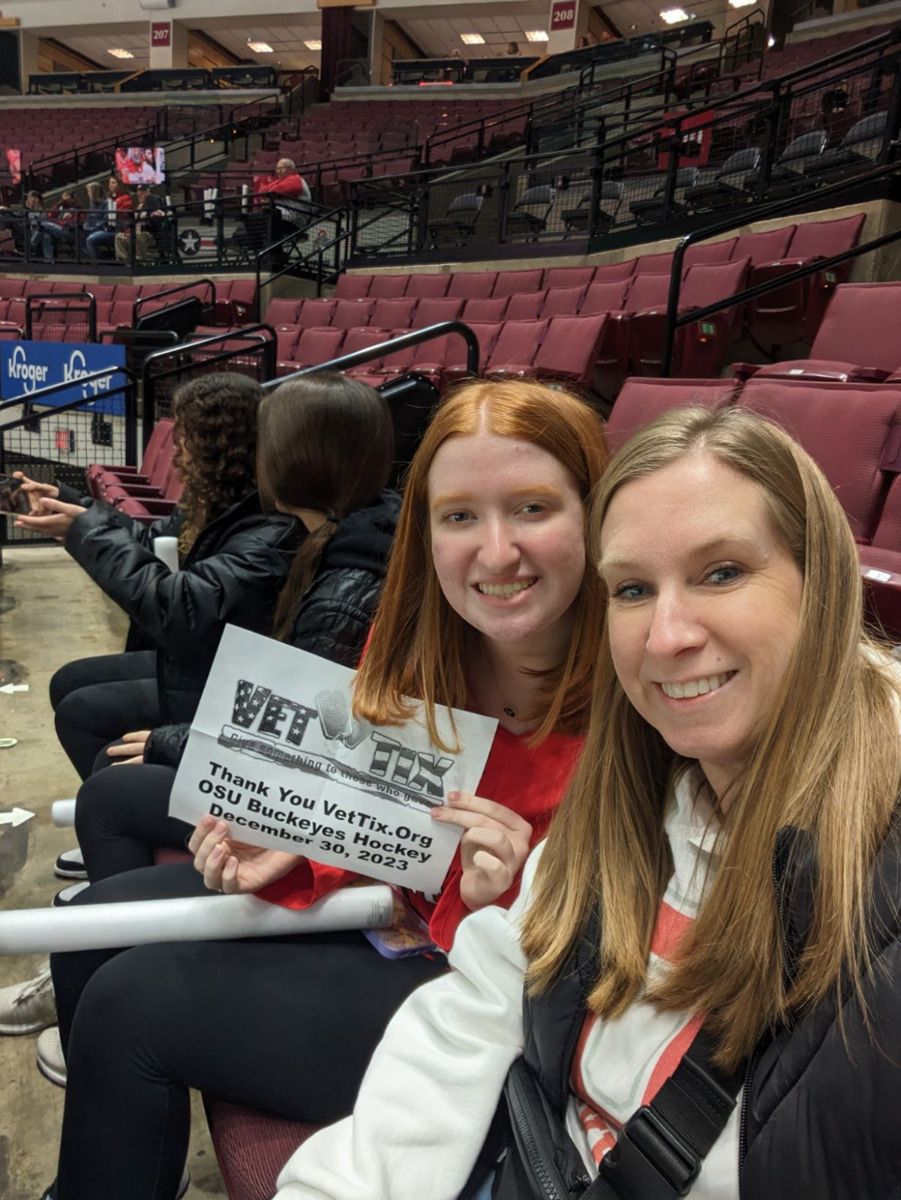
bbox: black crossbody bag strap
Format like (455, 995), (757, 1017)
(584, 1027), (746, 1200)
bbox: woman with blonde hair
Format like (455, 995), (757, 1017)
(38, 378), (608, 1200)
(273, 404), (901, 1200)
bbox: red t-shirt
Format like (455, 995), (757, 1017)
(257, 724), (583, 951)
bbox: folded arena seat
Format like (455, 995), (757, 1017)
(734, 282), (901, 385)
(86, 418), (175, 503)
(744, 213), (867, 348)
(446, 271), (498, 300)
(333, 274), (372, 300)
(737, 377), (901, 543)
(112, 459), (185, 524)
(742, 129), (829, 197)
(604, 377), (740, 454)
(684, 147), (761, 211)
(277, 327), (345, 376)
(803, 110), (888, 180)
(629, 167), (699, 225)
(628, 257), (751, 377)
(367, 274), (410, 300)
(403, 274), (451, 299)
(491, 269), (545, 299)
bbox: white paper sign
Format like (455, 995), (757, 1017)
(169, 626), (498, 891)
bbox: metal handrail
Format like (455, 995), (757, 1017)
(263, 321), (480, 388)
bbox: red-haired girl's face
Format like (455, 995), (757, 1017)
(427, 431), (586, 659)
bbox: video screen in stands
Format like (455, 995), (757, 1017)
(113, 146), (166, 187)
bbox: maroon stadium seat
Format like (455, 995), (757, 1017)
(414, 297), (464, 325)
(738, 377), (901, 540)
(492, 269), (544, 298)
(737, 282), (901, 384)
(404, 274), (451, 299)
(367, 274), (408, 299)
(447, 271), (498, 299)
(542, 266), (595, 290)
(628, 258), (750, 377)
(503, 291), (546, 321)
(605, 377), (739, 454)
(370, 297), (417, 329)
(333, 274), (372, 300)
(541, 285), (588, 319)
(746, 213), (867, 347)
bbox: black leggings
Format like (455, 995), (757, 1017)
(51, 864), (447, 1200)
(75, 763), (191, 880)
(51, 652), (164, 781)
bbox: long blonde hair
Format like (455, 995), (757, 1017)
(523, 405), (901, 1070)
(353, 379), (608, 748)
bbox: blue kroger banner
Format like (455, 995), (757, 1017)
(0, 341), (127, 415)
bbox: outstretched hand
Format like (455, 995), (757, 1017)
(14, 495), (85, 540)
(432, 791), (533, 912)
(12, 471), (59, 513)
(188, 814), (300, 894)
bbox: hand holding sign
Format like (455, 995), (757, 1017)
(189, 814), (302, 894)
(432, 791), (533, 911)
(169, 627), (497, 893)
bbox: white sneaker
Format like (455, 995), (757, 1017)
(0, 966), (57, 1035)
(51, 881), (90, 907)
(36, 1025), (67, 1087)
(54, 846), (87, 880)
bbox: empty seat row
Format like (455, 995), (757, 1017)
(270, 260), (752, 385)
(605, 372), (901, 636)
(274, 316), (608, 393)
(331, 211), (863, 348)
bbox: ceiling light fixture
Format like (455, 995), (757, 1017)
(108, 48), (134, 59)
(728, 0), (757, 8)
(304, 39), (322, 50)
(659, 8), (692, 22)
(247, 39), (274, 53)
(460, 33), (486, 45)
(525, 30), (549, 42)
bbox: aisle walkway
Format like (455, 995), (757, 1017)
(0, 546), (226, 1199)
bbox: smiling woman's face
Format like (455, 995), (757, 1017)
(427, 430), (586, 659)
(598, 451), (804, 799)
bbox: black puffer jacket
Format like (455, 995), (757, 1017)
(497, 818), (901, 1200)
(63, 492), (300, 723)
(144, 488), (400, 768)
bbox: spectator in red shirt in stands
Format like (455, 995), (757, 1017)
(256, 156), (312, 244)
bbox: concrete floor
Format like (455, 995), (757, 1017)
(0, 545), (226, 1200)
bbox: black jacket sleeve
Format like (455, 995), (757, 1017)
(63, 502), (295, 658)
(145, 722), (190, 769)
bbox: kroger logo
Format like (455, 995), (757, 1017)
(63, 349), (111, 399)
(6, 345), (50, 393)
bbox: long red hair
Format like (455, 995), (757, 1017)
(353, 379), (608, 748)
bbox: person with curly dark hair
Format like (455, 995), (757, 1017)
(14, 372), (301, 783)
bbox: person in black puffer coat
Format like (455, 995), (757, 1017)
(15, 373), (300, 782)
(70, 371), (399, 882)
